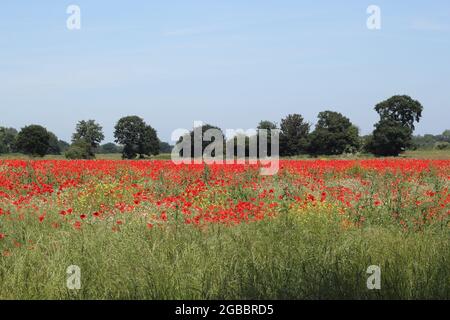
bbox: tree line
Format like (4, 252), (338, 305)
(0, 95), (448, 159)
(0, 116), (171, 159)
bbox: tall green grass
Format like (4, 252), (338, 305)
(0, 209), (448, 300)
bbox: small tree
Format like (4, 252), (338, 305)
(308, 111), (360, 155)
(72, 120), (105, 158)
(279, 114), (310, 156)
(99, 143), (121, 154)
(114, 116), (160, 159)
(15, 125), (50, 157)
(368, 95), (423, 156)
(441, 130), (450, 143)
(435, 141), (449, 150)
(65, 139), (93, 159)
(159, 142), (173, 154)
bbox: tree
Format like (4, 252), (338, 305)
(58, 140), (70, 153)
(441, 130), (450, 143)
(368, 95), (424, 156)
(47, 132), (61, 155)
(72, 120), (105, 157)
(279, 114), (310, 156)
(65, 139), (93, 159)
(229, 133), (252, 158)
(374, 95), (423, 131)
(159, 141), (173, 154)
(178, 124), (225, 158)
(257, 120), (278, 157)
(15, 125), (50, 157)
(0, 127), (18, 154)
(257, 121), (277, 131)
(114, 116), (160, 159)
(308, 111), (360, 155)
(366, 119), (413, 156)
(138, 125), (160, 158)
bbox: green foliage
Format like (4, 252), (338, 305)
(47, 132), (61, 155)
(98, 142), (122, 154)
(65, 139), (93, 159)
(58, 140), (70, 153)
(412, 130), (450, 149)
(435, 141), (449, 150)
(308, 111), (360, 155)
(375, 95), (423, 131)
(0, 127), (18, 154)
(366, 120), (413, 156)
(15, 125), (50, 157)
(279, 114), (310, 156)
(72, 120), (105, 158)
(159, 141), (173, 154)
(139, 125), (160, 158)
(369, 95), (424, 156)
(114, 116), (160, 159)
(257, 120), (277, 131)
(442, 130), (450, 141)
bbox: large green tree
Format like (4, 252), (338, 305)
(65, 139), (92, 160)
(308, 111), (360, 155)
(72, 120), (105, 157)
(15, 125), (50, 157)
(368, 95), (423, 156)
(374, 95), (423, 131)
(367, 120), (414, 156)
(279, 114), (310, 156)
(114, 116), (160, 159)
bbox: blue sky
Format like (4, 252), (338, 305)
(0, 0), (449, 143)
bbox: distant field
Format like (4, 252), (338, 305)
(1, 149), (449, 160)
(400, 149), (450, 159)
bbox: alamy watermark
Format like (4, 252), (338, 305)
(66, 5), (81, 30)
(171, 121), (280, 176)
(66, 265), (81, 290)
(367, 5), (381, 30)
(366, 265), (381, 290)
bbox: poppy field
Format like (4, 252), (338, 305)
(0, 159), (449, 299)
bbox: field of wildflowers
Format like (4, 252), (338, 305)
(0, 159), (449, 299)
